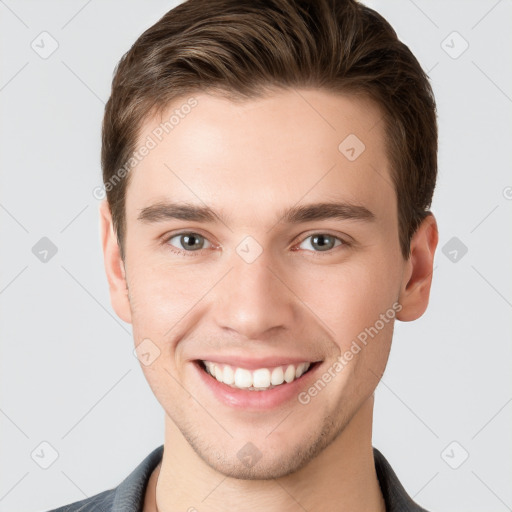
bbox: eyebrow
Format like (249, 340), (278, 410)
(137, 200), (376, 225)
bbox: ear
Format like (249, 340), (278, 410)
(396, 213), (439, 322)
(98, 199), (132, 324)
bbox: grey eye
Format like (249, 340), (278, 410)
(168, 233), (211, 251)
(299, 234), (342, 252)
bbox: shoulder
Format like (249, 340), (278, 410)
(43, 487), (115, 512)
(373, 447), (431, 512)
(42, 445), (164, 512)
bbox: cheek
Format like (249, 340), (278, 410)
(295, 256), (400, 347)
(298, 259), (398, 404)
(126, 258), (216, 353)
(126, 260), (201, 405)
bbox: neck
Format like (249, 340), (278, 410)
(152, 396), (385, 512)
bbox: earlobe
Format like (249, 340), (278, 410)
(396, 213), (439, 322)
(98, 200), (132, 324)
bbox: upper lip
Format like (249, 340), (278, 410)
(195, 356), (322, 370)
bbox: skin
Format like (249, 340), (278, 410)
(99, 88), (438, 512)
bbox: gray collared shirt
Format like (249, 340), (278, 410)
(46, 445), (430, 511)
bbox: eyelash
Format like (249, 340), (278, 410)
(160, 231), (351, 257)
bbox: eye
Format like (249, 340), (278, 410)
(297, 233), (347, 252)
(165, 232), (213, 254)
(161, 231), (349, 257)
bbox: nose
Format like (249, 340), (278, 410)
(211, 248), (296, 340)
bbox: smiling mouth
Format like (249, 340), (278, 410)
(197, 359), (319, 391)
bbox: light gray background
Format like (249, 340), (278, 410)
(1, 1), (511, 511)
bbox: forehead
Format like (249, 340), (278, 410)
(126, 88), (394, 229)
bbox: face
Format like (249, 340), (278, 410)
(100, 88), (437, 479)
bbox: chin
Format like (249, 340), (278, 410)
(184, 412), (347, 481)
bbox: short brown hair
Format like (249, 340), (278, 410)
(101, 0), (437, 261)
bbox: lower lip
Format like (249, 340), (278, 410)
(193, 360), (322, 410)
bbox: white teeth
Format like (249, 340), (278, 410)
(284, 364), (296, 383)
(223, 364), (235, 385)
(271, 366), (284, 385)
(253, 368), (271, 388)
(202, 360), (313, 391)
(296, 362), (310, 378)
(234, 368), (252, 388)
(214, 365), (224, 383)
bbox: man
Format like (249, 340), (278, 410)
(48, 0), (438, 510)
